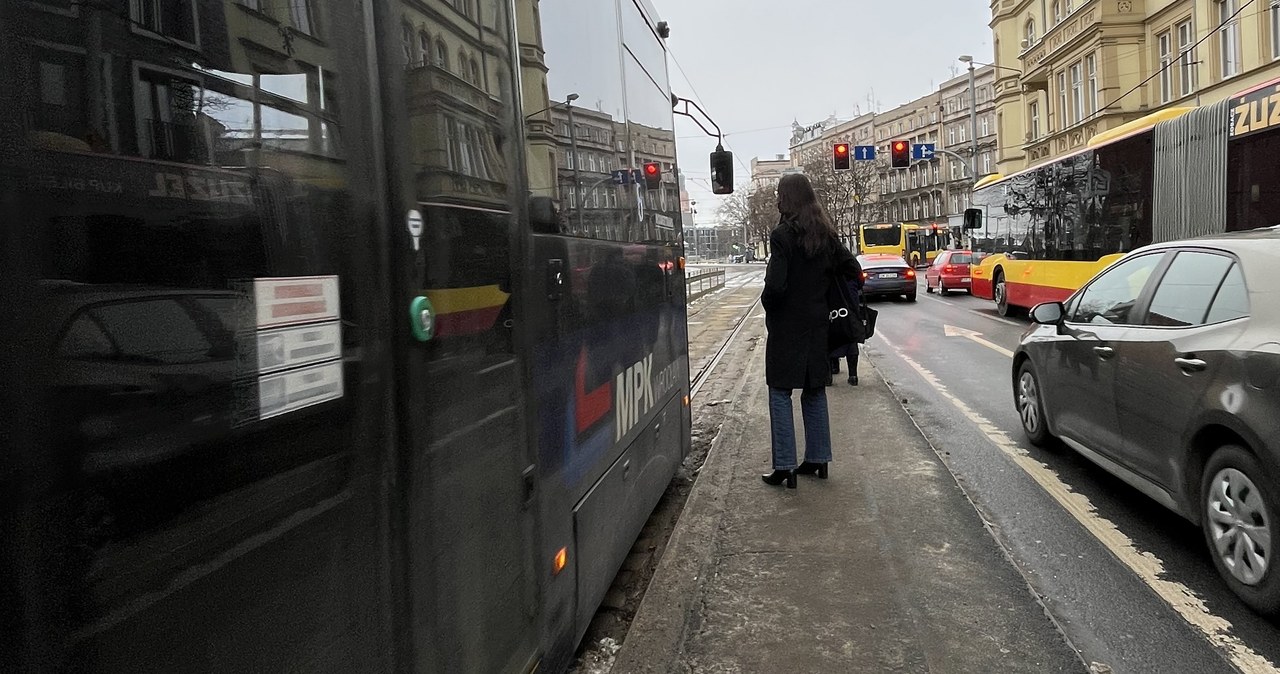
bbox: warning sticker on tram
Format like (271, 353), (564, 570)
(257, 321), (343, 375)
(258, 361), (345, 420)
(253, 276), (340, 328)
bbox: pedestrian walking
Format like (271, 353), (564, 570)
(829, 273), (864, 386)
(760, 174), (861, 489)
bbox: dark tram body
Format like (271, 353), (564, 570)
(0, 0), (693, 671)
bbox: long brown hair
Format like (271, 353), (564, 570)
(776, 173), (836, 257)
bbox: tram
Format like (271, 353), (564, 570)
(0, 0), (720, 671)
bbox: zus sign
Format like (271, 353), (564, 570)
(1230, 81), (1280, 139)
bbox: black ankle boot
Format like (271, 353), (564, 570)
(795, 461), (829, 479)
(848, 375), (858, 386)
(761, 469), (797, 489)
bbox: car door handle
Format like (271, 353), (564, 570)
(1092, 346), (1115, 359)
(1175, 357), (1207, 373)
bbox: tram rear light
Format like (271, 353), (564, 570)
(553, 547), (568, 575)
(678, 256), (686, 270)
(683, 395), (690, 407)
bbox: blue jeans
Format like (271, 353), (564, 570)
(768, 387), (833, 470)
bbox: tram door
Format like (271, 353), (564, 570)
(375, 0), (541, 671)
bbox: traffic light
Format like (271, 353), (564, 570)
(890, 140), (910, 168)
(833, 143), (851, 171)
(642, 162), (661, 190)
(710, 149), (734, 194)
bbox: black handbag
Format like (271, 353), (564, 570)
(827, 273), (865, 350)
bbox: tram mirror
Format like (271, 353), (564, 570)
(963, 208), (983, 230)
(529, 196), (560, 234)
(711, 150), (734, 195)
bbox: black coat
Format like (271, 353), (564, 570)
(762, 222), (860, 390)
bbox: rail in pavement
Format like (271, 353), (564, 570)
(612, 327), (1084, 672)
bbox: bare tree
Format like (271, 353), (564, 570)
(718, 185), (778, 255)
(800, 154), (884, 243)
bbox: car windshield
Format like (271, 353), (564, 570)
(862, 225), (902, 247)
(860, 257), (906, 269)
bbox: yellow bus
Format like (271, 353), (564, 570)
(858, 222), (951, 266)
(969, 77), (1280, 315)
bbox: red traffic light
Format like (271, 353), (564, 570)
(833, 143), (851, 171)
(642, 162), (661, 189)
(890, 140), (910, 168)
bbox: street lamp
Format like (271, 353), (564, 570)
(958, 56), (981, 186)
(565, 94), (584, 232)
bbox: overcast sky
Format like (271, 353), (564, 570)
(657, 0), (993, 223)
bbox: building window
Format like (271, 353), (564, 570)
(1030, 100), (1041, 139)
(1071, 63), (1084, 122)
(401, 22), (415, 66)
(1179, 21), (1199, 94)
(289, 0), (316, 36)
(948, 127), (956, 145)
(1053, 0), (1063, 24)
(1220, 0), (1241, 78)
(1026, 18), (1036, 45)
(982, 152), (993, 174)
(1086, 54), (1098, 114)
(418, 33), (432, 67)
(130, 0), (196, 43)
(1058, 71), (1069, 128)
(436, 42), (450, 70)
(980, 115), (991, 137)
(1273, 1), (1280, 60)
(1159, 31), (1173, 103)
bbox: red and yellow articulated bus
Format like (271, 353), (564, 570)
(969, 76), (1280, 315)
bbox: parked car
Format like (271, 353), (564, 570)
(925, 250), (976, 295)
(857, 254), (917, 302)
(1012, 227), (1280, 614)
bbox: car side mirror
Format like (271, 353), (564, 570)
(1030, 302), (1065, 326)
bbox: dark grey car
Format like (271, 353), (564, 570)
(858, 254), (917, 301)
(1013, 227), (1280, 614)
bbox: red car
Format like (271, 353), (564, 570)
(924, 250), (977, 295)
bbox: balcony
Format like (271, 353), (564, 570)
(1021, 1), (1103, 83)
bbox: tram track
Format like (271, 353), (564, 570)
(690, 294), (760, 400)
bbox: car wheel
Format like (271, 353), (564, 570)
(1202, 446), (1280, 615)
(1016, 360), (1052, 447)
(926, 280), (935, 294)
(939, 279), (950, 296)
(905, 292), (917, 302)
(994, 271), (1011, 317)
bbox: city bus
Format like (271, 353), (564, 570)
(858, 222), (951, 266)
(969, 76), (1280, 316)
(1, 1), (714, 672)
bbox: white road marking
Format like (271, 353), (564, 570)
(942, 324), (1016, 359)
(922, 293), (1024, 328)
(877, 340), (1278, 674)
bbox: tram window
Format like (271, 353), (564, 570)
(11, 0), (378, 573)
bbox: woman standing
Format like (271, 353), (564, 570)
(760, 174), (860, 489)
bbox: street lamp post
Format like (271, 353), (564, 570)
(564, 94), (584, 232)
(959, 55), (980, 185)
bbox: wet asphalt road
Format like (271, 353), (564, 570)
(862, 276), (1280, 673)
